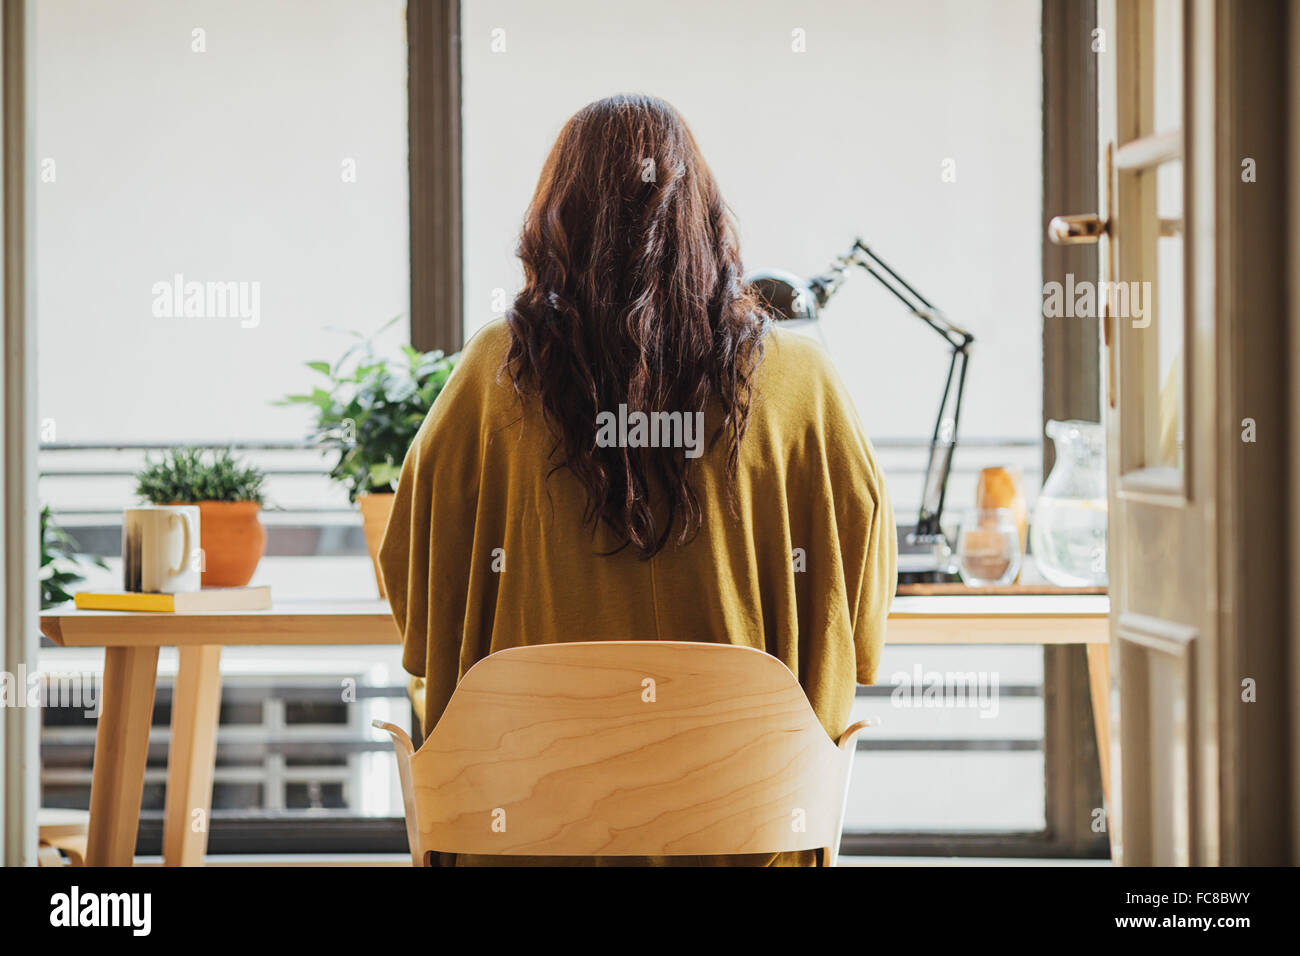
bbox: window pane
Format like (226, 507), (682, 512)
(1149, 159), (1185, 472)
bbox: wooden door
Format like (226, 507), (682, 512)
(1095, 0), (1218, 865)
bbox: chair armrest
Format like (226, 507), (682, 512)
(373, 719), (422, 864)
(372, 719), (415, 755)
(836, 718), (878, 751)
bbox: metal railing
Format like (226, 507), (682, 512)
(39, 435), (1043, 550)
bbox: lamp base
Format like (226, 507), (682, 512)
(897, 526), (960, 586)
(898, 568), (963, 586)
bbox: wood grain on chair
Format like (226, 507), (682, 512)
(374, 641), (869, 865)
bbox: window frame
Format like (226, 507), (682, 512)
(38, 0), (1110, 861)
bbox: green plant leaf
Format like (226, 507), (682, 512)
(134, 447), (267, 506)
(368, 462), (402, 488)
(40, 506), (100, 609)
(271, 319), (460, 501)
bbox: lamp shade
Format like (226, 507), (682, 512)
(744, 269), (822, 325)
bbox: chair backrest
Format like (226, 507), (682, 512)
(376, 641), (864, 863)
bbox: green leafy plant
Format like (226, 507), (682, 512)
(135, 447), (267, 505)
(41, 506), (106, 609)
(276, 319), (459, 502)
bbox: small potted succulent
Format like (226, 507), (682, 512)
(135, 447), (268, 587)
(277, 320), (458, 597)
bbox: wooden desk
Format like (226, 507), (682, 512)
(41, 594), (1110, 866)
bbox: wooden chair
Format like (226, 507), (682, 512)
(374, 640), (873, 866)
(38, 808), (89, 866)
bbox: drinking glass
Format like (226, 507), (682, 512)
(957, 508), (1023, 587)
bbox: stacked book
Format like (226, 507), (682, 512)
(73, 586), (271, 612)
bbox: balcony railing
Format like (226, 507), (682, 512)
(40, 436), (1043, 556)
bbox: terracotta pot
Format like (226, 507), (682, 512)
(176, 500), (266, 588)
(358, 493), (395, 599)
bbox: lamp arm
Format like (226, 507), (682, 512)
(914, 342), (971, 541)
(839, 239), (974, 546)
(849, 239), (974, 349)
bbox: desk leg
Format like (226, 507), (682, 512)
(86, 646), (160, 866)
(1085, 642), (1112, 836)
(163, 644), (222, 867)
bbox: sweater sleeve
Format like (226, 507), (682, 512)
(817, 349), (898, 685)
(851, 439), (896, 684)
(378, 327), (495, 728)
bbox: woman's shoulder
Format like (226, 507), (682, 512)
(762, 323), (832, 363)
(460, 317), (832, 377)
(409, 319), (515, 450)
(750, 324), (881, 475)
(450, 317), (852, 423)
(458, 318), (512, 370)
(443, 319), (514, 406)
(754, 324), (849, 406)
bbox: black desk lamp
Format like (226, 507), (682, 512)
(745, 238), (974, 580)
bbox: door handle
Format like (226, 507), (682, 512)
(1047, 211), (1114, 404)
(1047, 214), (1108, 245)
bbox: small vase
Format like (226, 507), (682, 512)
(1030, 420), (1108, 587)
(184, 500), (266, 588)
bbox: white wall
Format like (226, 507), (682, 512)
(35, 0), (1044, 516)
(461, 0), (1043, 457)
(35, 0), (409, 445)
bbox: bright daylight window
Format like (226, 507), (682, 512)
(35, 0), (413, 853)
(36, 0), (1070, 856)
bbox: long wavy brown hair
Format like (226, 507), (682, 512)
(503, 94), (767, 558)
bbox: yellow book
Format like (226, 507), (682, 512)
(73, 586), (271, 612)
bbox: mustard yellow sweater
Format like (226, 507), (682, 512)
(379, 319), (897, 866)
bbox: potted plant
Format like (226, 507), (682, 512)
(134, 447), (268, 588)
(41, 505), (107, 609)
(277, 321), (458, 597)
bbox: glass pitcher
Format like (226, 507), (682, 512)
(1031, 419), (1108, 587)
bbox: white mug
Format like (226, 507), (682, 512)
(122, 506), (200, 593)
